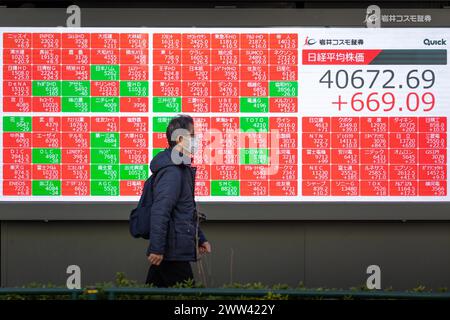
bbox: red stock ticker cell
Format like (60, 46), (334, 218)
(62, 65), (90, 81)
(194, 164), (210, 180)
(63, 134), (90, 151)
(182, 97), (210, 113)
(119, 116), (149, 132)
(242, 66), (268, 81)
(153, 64), (181, 81)
(3, 33), (32, 48)
(301, 116), (447, 197)
(90, 49), (119, 65)
(3, 149), (32, 166)
(419, 149), (446, 164)
(210, 51), (239, 65)
(120, 65), (148, 81)
(152, 50), (181, 65)
(32, 164), (60, 180)
(62, 181), (91, 196)
(240, 165), (268, 181)
(211, 165), (239, 180)
(61, 117), (90, 131)
(32, 132), (60, 148)
(270, 97), (298, 113)
(194, 181), (211, 197)
(61, 49), (90, 65)
(90, 116), (119, 132)
(32, 49), (61, 65)
(32, 116), (60, 132)
(3, 165), (31, 184)
(3, 49), (32, 65)
(2, 94), (33, 112)
(3, 181), (32, 196)
(119, 33), (149, 49)
(3, 81), (32, 97)
(61, 149), (90, 164)
(31, 97), (61, 113)
(120, 180), (146, 196)
(3, 132), (31, 148)
(3, 64), (31, 82)
(153, 33), (181, 49)
(120, 149), (149, 165)
(61, 33), (91, 49)
(32, 33), (61, 48)
(152, 81), (181, 97)
(120, 133), (148, 149)
(90, 33), (120, 48)
(360, 165), (388, 180)
(120, 49), (149, 65)
(240, 180), (269, 196)
(120, 97), (149, 112)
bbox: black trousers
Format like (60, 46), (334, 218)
(145, 260), (194, 287)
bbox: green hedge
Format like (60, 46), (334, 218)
(0, 272), (447, 300)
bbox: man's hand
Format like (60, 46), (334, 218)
(199, 241), (211, 255)
(148, 253), (164, 266)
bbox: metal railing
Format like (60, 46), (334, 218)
(0, 288), (84, 300)
(0, 287), (449, 300)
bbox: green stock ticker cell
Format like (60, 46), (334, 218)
(211, 180), (240, 196)
(62, 97), (91, 112)
(91, 97), (120, 112)
(91, 148), (120, 164)
(91, 65), (120, 81)
(61, 81), (90, 97)
(120, 81), (149, 97)
(90, 132), (119, 148)
(240, 97), (269, 113)
(32, 81), (61, 97)
(153, 148), (165, 157)
(153, 97), (182, 112)
(3, 116), (32, 132)
(120, 164), (149, 180)
(269, 81), (298, 97)
(153, 116), (174, 133)
(32, 148), (61, 164)
(90, 180), (120, 196)
(240, 148), (269, 165)
(32, 180), (61, 196)
(240, 116), (269, 132)
(91, 164), (119, 180)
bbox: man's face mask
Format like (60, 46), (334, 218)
(179, 132), (197, 156)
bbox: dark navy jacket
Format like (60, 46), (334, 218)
(147, 147), (207, 261)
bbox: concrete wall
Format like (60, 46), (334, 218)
(2, 221), (449, 290)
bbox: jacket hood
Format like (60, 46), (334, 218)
(150, 147), (192, 174)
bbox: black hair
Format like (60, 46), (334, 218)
(166, 114), (194, 148)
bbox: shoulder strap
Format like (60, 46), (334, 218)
(138, 172), (157, 207)
(137, 178), (150, 207)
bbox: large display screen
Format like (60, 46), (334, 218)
(0, 27), (448, 201)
